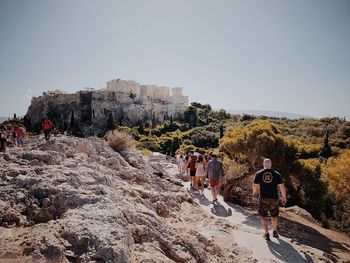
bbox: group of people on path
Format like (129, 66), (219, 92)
(0, 124), (26, 151)
(178, 153), (287, 241)
(0, 116), (55, 152)
(177, 151), (225, 205)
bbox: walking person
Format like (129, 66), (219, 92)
(186, 151), (197, 189)
(177, 154), (186, 174)
(252, 159), (287, 241)
(194, 155), (206, 194)
(42, 117), (53, 141)
(16, 125), (25, 146)
(206, 154), (225, 204)
(0, 125), (7, 152)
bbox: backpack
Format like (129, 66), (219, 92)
(43, 120), (52, 130)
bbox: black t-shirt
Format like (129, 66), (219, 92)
(254, 168), (283, 199)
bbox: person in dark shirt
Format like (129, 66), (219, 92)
(252, 159), (287, 241)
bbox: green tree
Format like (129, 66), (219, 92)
(70, 111), (75, 130)
(151, 113), (157, 128)
(72, 120), (85, 137)
(220, 123), (224, 138)
(171, 137), (181, 157)
(322, 150), (350, 201)
(218, 109), (230, 120)
(107, 112), (116, 131)
(63, 120), (67, 131)
(220, 120), (297, 171)
(184, 106), (198, 129)
(319, 130), (332, 159)
(129, 91), (137, 102)
(137, 123), (145, 135)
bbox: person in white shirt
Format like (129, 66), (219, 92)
(195, 155), (207, 194)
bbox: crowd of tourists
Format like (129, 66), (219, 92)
(177, 152), (286, 241)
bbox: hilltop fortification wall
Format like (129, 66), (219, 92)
(25, 79), (189, 134)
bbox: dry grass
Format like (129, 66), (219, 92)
(106, 130), (134, 152)
(141, 148), (153, 157)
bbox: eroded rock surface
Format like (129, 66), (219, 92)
(0, 135), (248, 262)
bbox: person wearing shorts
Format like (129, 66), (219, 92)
(16, 125), (25, 146)
(186, 151), (197, 188)
(253, 159), (287, 241)
(207, 154), (225, 204)
(194, 155), (207, 194)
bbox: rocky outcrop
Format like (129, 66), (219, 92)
(222, 174), (257, 207)
(284, 206), (318, 224)
(25, 79), (189, 135)
(0, 135), (247, 262)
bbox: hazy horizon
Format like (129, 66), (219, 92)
(1, 0), (349, 119)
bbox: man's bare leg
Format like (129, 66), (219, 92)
(194, 177), (198, 191)
(271, 217), (278, 232)
(261, 217), (269, 234)
(200, 177), (205, 192)
(214, 186), (219, 200)
(210, 187), (215, 201)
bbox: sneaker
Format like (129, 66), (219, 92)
(273, 230), (279, 238)
(212, 199), (217, 205)
(263, 233), (270, 241)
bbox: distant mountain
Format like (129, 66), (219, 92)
(225, 110), (314, 119)
(0, 117), (8, 123)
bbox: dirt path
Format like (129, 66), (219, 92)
(180, 180), (349, 263)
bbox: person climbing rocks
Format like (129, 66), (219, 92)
(252, 158), (287, 241)
(16, 125), (25, 146)
(42, 117), (53, 141)
(186, 151), (197, 189)
(194, 155), (207, 194)
(206, 154), (225, 204)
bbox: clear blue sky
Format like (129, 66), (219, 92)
(0, 0), (349, 119)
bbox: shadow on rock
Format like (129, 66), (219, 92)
(278, 216), (346, 262)
(211, 202), (232, 217)
(226, 202), (261, 229)
(267, 238), (309, 263)
(188, 189), (211, 207)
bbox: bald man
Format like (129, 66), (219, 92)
(252, 159), (287, 241)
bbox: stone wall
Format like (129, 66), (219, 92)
(25, 79), (189, 135)
(142, 85), (170, 101)
(106, 79), (141, 97)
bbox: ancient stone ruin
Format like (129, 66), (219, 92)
(25, 79), (189, 135)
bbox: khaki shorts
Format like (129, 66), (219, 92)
(258, 198), (279, 217)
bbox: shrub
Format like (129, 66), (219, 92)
(141, 149), (153, 157)
(220, 120), (297, 171)
(223, 158), (249, 179)
(136, 140), (160, 152)
(322, 150), (350, 200)
(106, 130), (134, 152)
(176, 144), (196, 155)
